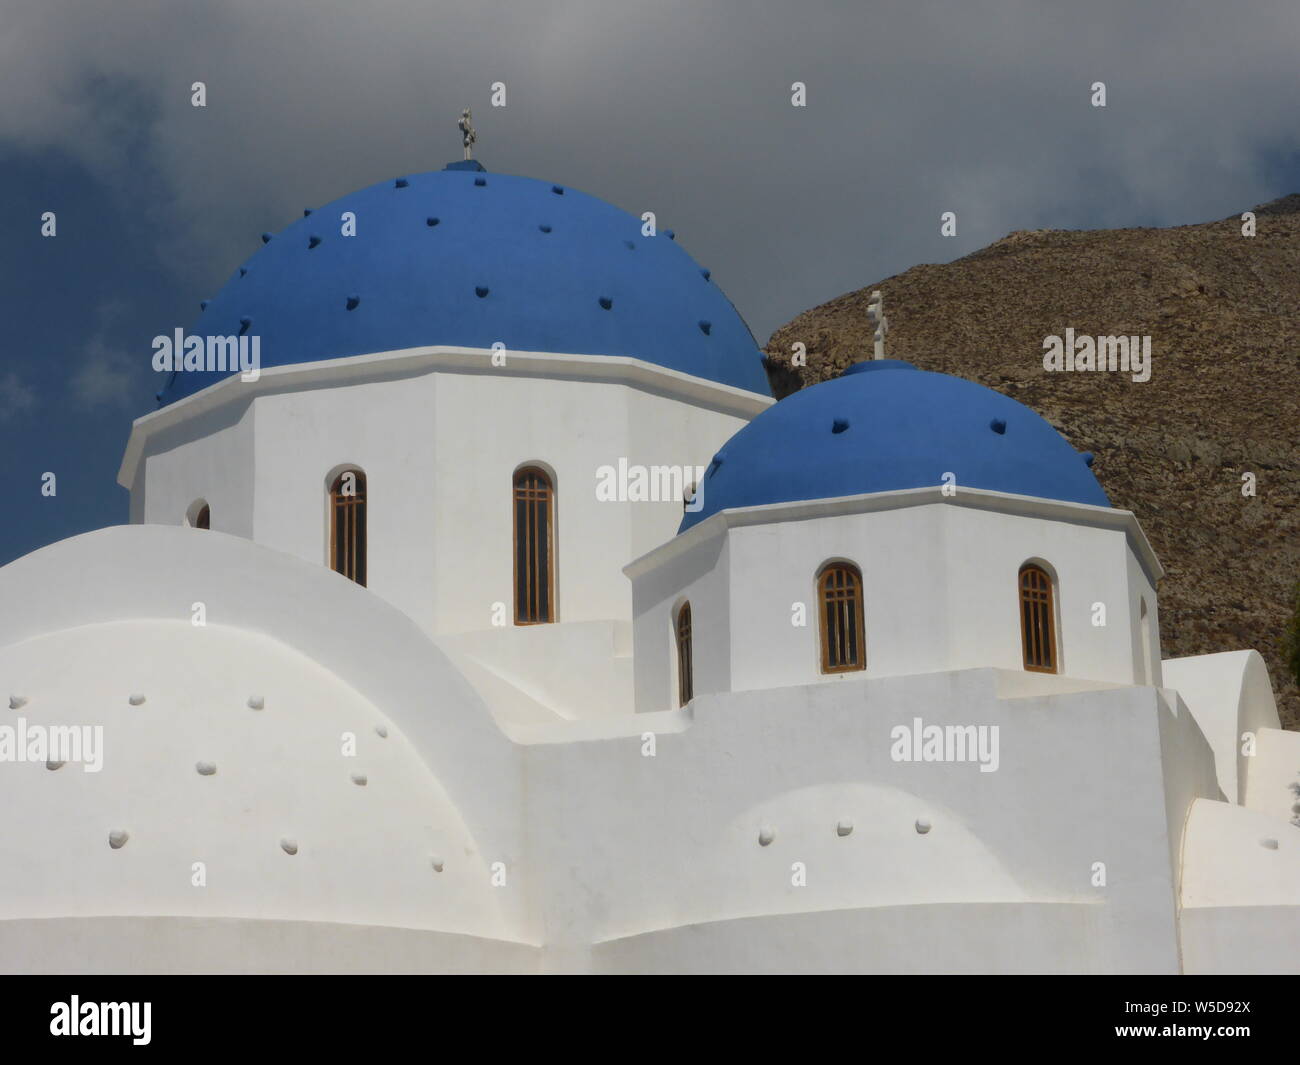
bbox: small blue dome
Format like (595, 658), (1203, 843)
(680, 360), (1109, 531)
(158, 162), (769, 404)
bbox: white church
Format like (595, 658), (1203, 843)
(1, 146), (1297, 974)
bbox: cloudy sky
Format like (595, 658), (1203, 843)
(3, 0), (1299, 563)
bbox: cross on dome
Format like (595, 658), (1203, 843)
(867, 289), (888, 360)
(458, 108), (477, 160)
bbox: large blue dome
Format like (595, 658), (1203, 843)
(158, 162), (770, 404)
(680, 360), (1109, 531)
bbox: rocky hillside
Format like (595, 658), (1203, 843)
(764, 196), (1300, 727)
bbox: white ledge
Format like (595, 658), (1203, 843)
(118, 345), (774, 488)
(624, 485), (1164, 584)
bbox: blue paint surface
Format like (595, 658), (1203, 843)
(680, 360), (1108, 531)
(158, 163), (769, 403)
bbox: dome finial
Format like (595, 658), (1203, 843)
(458, 108), (477, 161)
(866, 289), (889, 360)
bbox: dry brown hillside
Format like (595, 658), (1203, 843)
(764, 196), (1300, 727)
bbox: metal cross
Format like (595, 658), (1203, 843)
(867, 290), (888, 360)
(459, 108), (477, 160)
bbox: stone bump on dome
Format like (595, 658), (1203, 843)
(679, 359), (1109, 532)
(158, 161), (770, 404)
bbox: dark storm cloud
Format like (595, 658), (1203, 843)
(4, 0), (1300, 339)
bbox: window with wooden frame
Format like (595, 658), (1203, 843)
(1019, 563), (1056, 673)
(818, 562), (866, 674)
(329, 469), (367, 587)
(1139, 597), (1152, 684)
(675, 601), (693, 706)
(513, 466), (555, 624)
(189, 502), (210, 530)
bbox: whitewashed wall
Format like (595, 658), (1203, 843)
(140, 401), (257, 539)
(126, 350), (762, 721)
(521, 672), (1218, 973)
(0, 525), (1283, 974)
(630, 491), (1162, 712)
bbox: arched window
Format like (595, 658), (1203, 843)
(1139, 597), (1152, 684)
(1019, 563), (1056, 673)
(818, 562), (866, 674)
(514, 466), (555, 624)
(186, 499), (210, 530)
(675, 601), (693, 706)
(329, 469), (367, 586)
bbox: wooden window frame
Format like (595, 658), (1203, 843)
(817, 562), (866, 674)
(329, 469), (367, 587)
(675, 601), (693, 707)
(513, 466), (556, 625)
(1138, 597), (1152, 684)
(1019, 563), (1057, 673)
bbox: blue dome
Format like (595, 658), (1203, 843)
(680, 360), (1109, 531)
(158, 162), (769, 404)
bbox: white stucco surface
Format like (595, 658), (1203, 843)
(121, 348), (758, 724)
(1162, 650), (1280, 803)
(1244, 727), (1300, 824)
(517, 672), (1216, 973)
(628, 488), (1162, 712)
(1180, 799), (1300, 975)
(592, 903), (1107, 975)
(0, 918), (539, 975)
(0, 346), (1292, 974)
(0, 621), (508, 936)
(1182, 799), (1300, 908)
